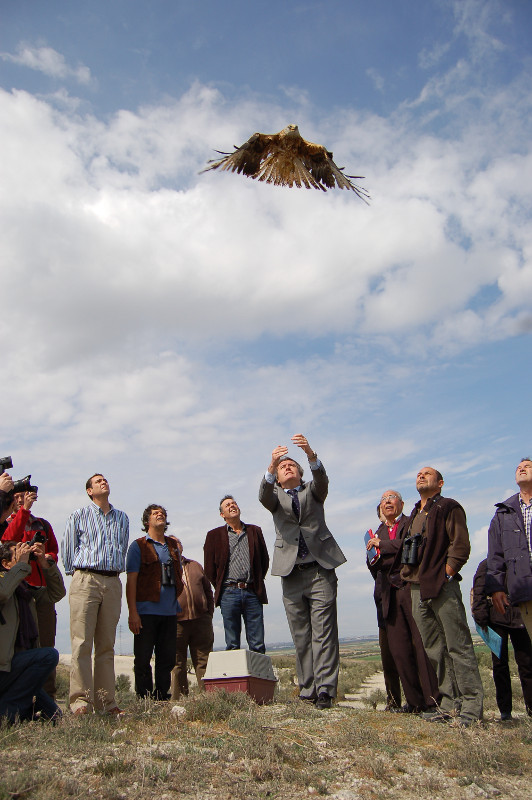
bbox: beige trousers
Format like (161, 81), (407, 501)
(68, 570), (122, 712)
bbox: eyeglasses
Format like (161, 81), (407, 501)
(381, 494), (400, 502)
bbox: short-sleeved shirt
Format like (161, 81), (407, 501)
(126, 537), (180, 616)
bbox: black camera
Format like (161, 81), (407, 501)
(401, 533), (424, 566)
(12, 475), (38, 495)
(0, 456), (13, 472)
(161, 561), (176, 587)
(28, 530), (47, 561)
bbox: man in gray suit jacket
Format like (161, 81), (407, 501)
(259, 434), (346, 709)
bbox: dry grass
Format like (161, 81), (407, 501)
(2, 645), (531, 800)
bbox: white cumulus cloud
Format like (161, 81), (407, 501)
(1, 43), (91, 85)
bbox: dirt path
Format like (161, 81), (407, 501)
(337, 669), (387, 709)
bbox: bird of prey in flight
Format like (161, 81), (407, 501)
(202, 124), (370, 202)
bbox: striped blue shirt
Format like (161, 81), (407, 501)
(61, 501), (130, 575)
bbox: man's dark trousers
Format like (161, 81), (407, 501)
(133, 614), (177, 699)
(0, 647), (59, 723)
(491, 624), (532, 716)
(385, 584), (440, 709)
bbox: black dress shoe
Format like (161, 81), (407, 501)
(315, 692), (333, 710)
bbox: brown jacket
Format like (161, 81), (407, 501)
(178, 557), (214, 620)
(135, 536), (183, 603)
(391, 495), (470, 601)
(203, 524), (269, 606)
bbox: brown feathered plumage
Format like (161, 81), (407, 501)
(202, 124), (370, 202)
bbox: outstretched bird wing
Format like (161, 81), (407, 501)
(201, 132), (275, 177)
(202, 127), (370, 202)
(297, 136), (371, 202)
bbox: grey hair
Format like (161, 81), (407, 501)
(381, 491), (403, 502)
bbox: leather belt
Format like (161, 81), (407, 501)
(295, 561), (318, 571)
(225, 581), (252, 590)
(76, 567), (119, 577)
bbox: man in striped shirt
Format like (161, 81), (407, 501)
(62, 474), (129, 715)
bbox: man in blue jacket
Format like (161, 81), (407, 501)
(487, 458), (532, 641)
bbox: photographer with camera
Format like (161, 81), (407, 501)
(0, 457), (17, 527)
(0, 539), (65, 724)
(0, 458), (37, 527)
(126, 505), (183, 700)
(388, 467), (483, 726)
(2, 489), (60, 698)
(0, 473), (15, 524)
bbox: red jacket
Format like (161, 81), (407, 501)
(1, 508), (59, 587)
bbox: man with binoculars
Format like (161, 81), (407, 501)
(126, 505), (183, 700)
(379, 467), (483, 727)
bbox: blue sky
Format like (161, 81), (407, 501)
(1, 0), (531, 653)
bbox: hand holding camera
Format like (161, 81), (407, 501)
(0, 472), (14, 494)
(28, 530), (47, 562)
(29, 539), (51, 570)
(12, 541), (33, 564)
(23, 491), (38, 511)
(0, 456), (38, 496)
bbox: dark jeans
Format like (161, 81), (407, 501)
(491, 624), (532, 715)
(0, 647), (60, 723)
(133, 615), (177, 699)
(219, 588), (265, 653)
